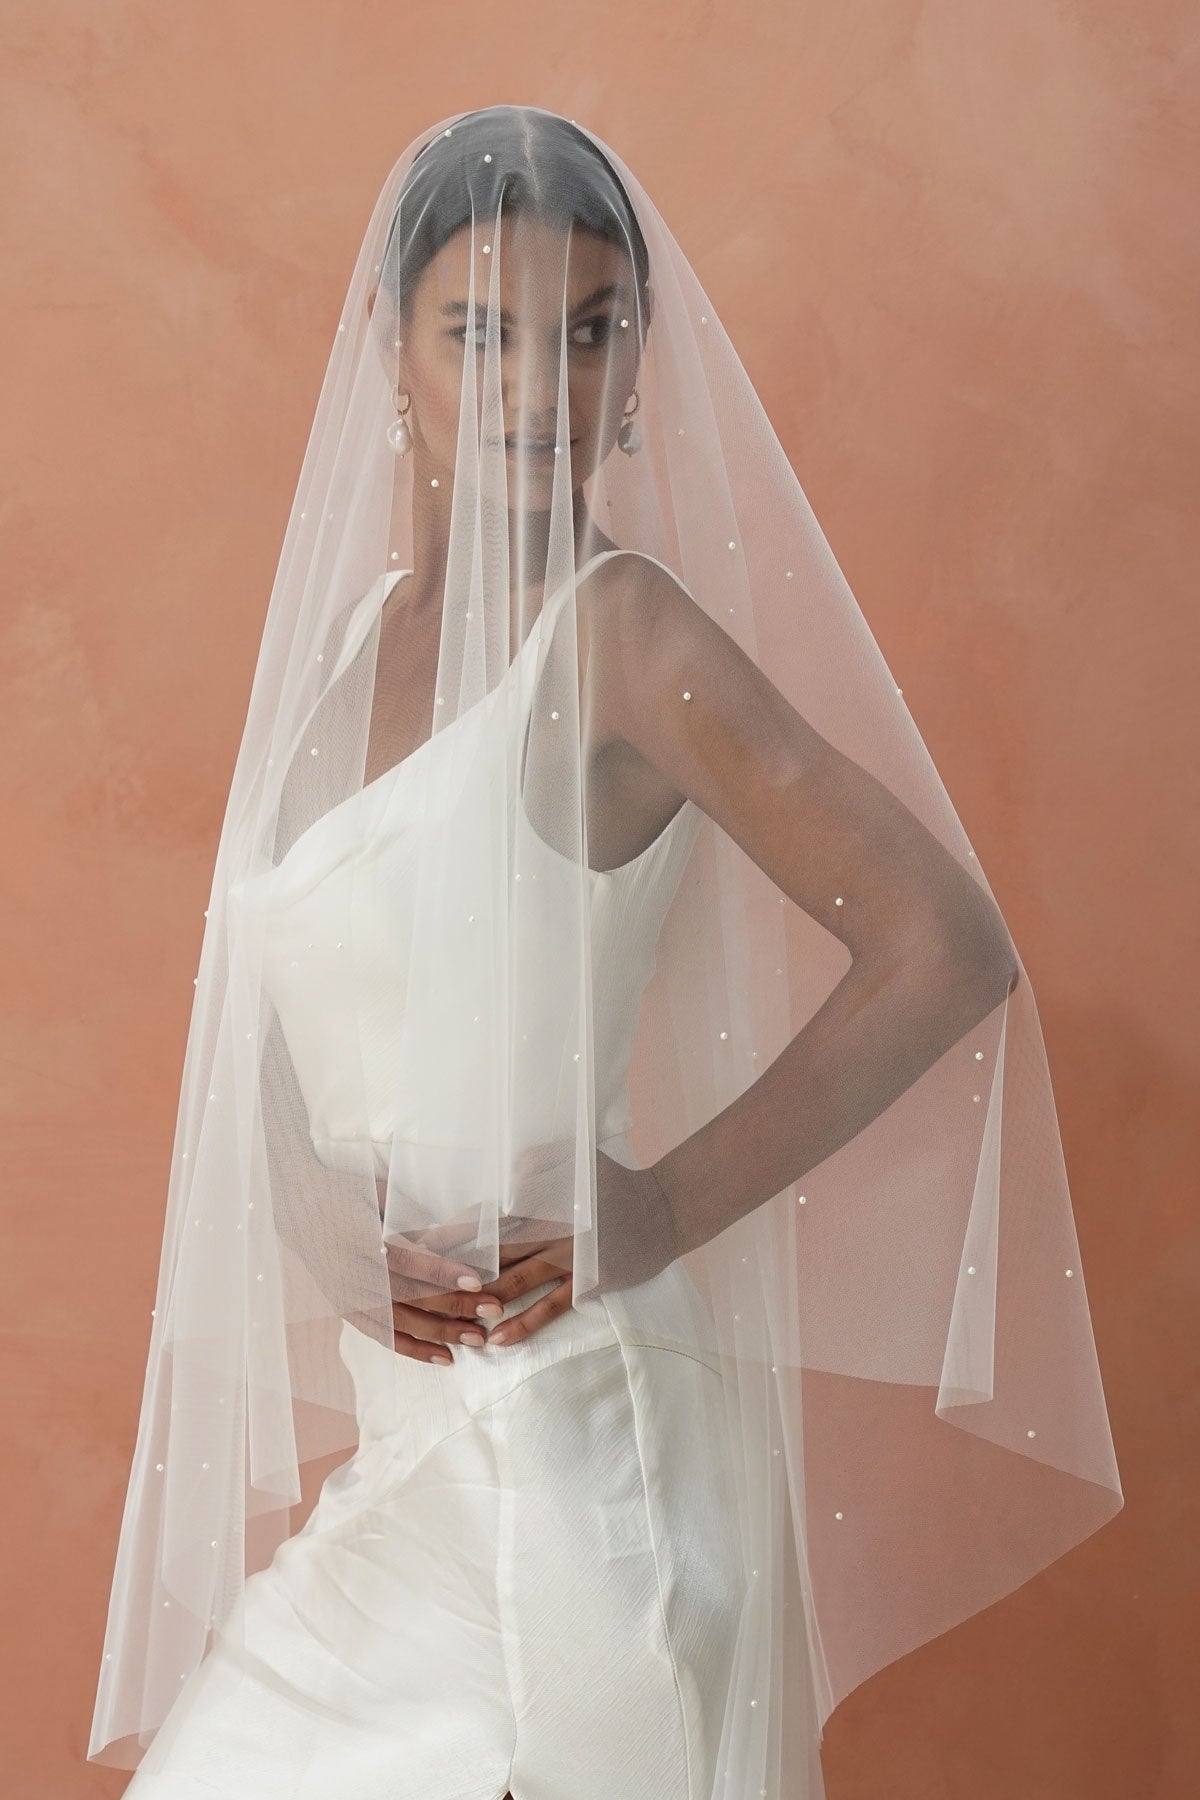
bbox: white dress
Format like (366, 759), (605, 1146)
(125, 564), (749, 1800)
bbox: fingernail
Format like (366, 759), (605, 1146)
(489, 1327), (513, 1345)
(461, 1331), (486, 1347)
(431, 1352), (453, 1365)
(457, 1275), (482, 1291)
(475, 1301), (504, 1319)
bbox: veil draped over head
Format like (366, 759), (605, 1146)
(90, 104), (1123, 1786)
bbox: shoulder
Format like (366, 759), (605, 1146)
(579, 549), (711, 666)
(581, 547), (695, 611)
(580, 548), (743, 703)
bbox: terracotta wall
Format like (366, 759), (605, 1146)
(2, 3), (1193, 1794)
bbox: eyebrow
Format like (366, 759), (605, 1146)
(440, 281), (628, 327)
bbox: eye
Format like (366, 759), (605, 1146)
(451, 316), (616, 352)
(452, 324), (498, 350)
(570, 316), (613, 348)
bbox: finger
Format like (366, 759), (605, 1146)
(476, 1250), (573, 1305)
(385, 1238), (486, 1294)
(401, 1219), (485, 1257)
(496, 1238), (552, 1266)
(392, 1329), (455, 1367)
(377, 1198), (485, 1288)
(396, 1284), (505, 1322)
(391, 1301), (492, 1349)
(488, 1280), (575, 1348)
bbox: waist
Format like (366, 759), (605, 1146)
(340, 1251), (719, 1442)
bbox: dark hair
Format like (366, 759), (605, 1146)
(378, 106), (651, 338)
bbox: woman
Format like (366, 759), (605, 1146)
(90, 107), (1123, 1799)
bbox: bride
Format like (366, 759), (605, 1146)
(89, 105), (1123, 1800)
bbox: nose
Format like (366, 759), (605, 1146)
(501, 346), (561, 425)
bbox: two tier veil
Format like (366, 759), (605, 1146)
(90, 105), (1123, 1790)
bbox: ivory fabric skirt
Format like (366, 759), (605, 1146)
(123, 1260), (747, 1800)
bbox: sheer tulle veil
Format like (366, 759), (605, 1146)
(89, 103), (1123, 1789)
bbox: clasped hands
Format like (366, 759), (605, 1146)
(376, 1144), (672, 1365)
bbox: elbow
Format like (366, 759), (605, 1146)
(938, 890), (1020, 1015)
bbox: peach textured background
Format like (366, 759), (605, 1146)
(2, 3), (1195, 1796)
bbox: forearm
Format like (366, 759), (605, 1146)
(652, 908), (1017, 1257)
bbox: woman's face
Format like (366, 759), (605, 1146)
(391, 213), (647, 506)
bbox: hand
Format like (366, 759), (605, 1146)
(471, 1233), (577, 1348)
(378, 1141), (576, 1360)
(470, 1151), (681, 1347)
(372, 1183), (506, 1368)
(374, 1148), (679, 1363)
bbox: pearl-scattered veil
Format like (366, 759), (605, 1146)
(89, 106), (1123, 1791)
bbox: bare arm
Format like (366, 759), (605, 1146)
(590, 557), (1018, 1275)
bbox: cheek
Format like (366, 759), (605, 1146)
(571, 367), (630, 441)
(413, 369), (465, 446)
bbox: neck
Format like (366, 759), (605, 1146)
(400, 478), (611, 615)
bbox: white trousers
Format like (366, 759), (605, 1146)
(124, 1262), (747, 1800)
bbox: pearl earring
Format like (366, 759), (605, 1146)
(617, 388), (641, 456)
(387, 387), (413, 456)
